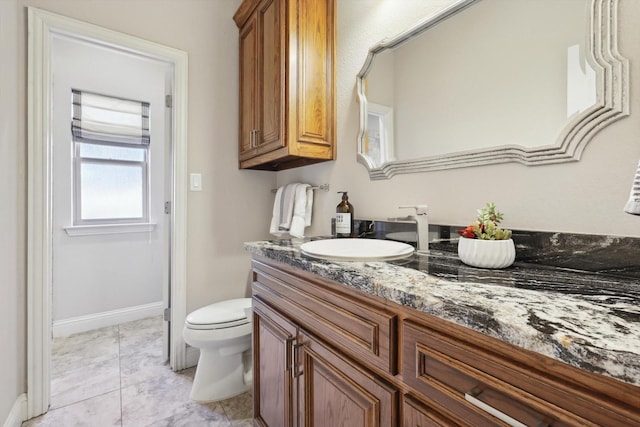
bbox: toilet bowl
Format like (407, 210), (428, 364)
(183, 297), (253, 402)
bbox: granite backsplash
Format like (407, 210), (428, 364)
(352, 219), (640, 281)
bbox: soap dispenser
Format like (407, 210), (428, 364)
(336, 192), (354, 238)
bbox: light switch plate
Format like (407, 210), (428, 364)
(190, 173), (202, 191)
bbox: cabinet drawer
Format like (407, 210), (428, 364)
(403, 320), (597, 426)
(252, 259), (397, 374)
(402, 395), (459, 427)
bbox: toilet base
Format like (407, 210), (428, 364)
(189, 349), (250, 402)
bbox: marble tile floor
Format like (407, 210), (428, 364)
(22, 316), (253, 427)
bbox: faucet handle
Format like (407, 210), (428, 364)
(399, 204), (428, 215)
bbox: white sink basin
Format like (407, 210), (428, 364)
(385, 231), (417, 243)
(300, 238), (414, 261)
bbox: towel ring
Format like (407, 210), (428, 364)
(271, 184), (330, 193)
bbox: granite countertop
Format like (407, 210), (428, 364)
(244, 238), (640, 388)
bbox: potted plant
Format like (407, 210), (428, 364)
(456, 202), (515, 269)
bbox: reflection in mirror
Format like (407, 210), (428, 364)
(357, 0), (628, 179)
(365, 102), (395, 168)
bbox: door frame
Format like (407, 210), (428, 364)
(27, 7), (189, 418)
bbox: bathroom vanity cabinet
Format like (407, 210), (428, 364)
(233, 0), (336, 171)
(249, 256), (640, 426)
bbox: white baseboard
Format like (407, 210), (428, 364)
(3, 393), (26, 427)
(52, 302), (164, 337)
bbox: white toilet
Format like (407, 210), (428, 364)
(183, 297), (253, 402)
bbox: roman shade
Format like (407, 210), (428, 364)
(71, 89), (150, 145)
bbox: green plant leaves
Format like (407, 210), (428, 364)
(471, 202), (512, 240)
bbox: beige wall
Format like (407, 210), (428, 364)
(1, 0), (26, 420)
(280, 0), (640, 238)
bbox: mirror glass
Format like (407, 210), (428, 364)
(357, 0), (628, 178)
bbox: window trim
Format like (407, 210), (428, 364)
(73, 140), (150, 225)
(64, 222), (156, 236)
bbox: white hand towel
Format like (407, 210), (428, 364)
(304, 186), (314, 227)
(269, 186), (286, 236)
(278, 183), (298, 230)
(289, 184), (312, 238)
(270, 183), (299, 237)
(624, 160), (640, 215)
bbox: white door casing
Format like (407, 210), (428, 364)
(27, 7), (189, 418)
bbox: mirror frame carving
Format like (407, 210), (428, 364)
(356, 0), (628, 179)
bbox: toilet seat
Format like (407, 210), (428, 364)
(185, 298), (252, 330)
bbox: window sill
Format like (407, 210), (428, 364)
(64, 223), (157, 236)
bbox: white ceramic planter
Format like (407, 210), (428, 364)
(457, 237), (516, 269)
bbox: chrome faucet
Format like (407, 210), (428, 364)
(399, 205), (429, 254)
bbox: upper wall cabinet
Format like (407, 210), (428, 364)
(234, 0), (336, 171)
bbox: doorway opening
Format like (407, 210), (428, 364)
(27, 7), (188, 419)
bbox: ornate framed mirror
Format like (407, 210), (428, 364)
(357, 0), (628, 179)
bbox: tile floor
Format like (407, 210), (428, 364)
(22, 316), (253, 427)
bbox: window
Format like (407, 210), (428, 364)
(71, 90), (150, 225)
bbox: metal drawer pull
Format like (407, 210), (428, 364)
(292, 343), (304, 378)
(285, 337), (295, 373)
(286, 338), (304, 378)
(465, 393), (527, 427)
(249, 129), (260, 149)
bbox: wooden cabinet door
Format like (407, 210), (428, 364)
(238, 12), (258, 159)
(253, 297), (298, 427)
(238, 0), (284, 163)
(256, 0), (284, 153)
(297, 331), (398, 427)
(287, 0), (335, 156)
